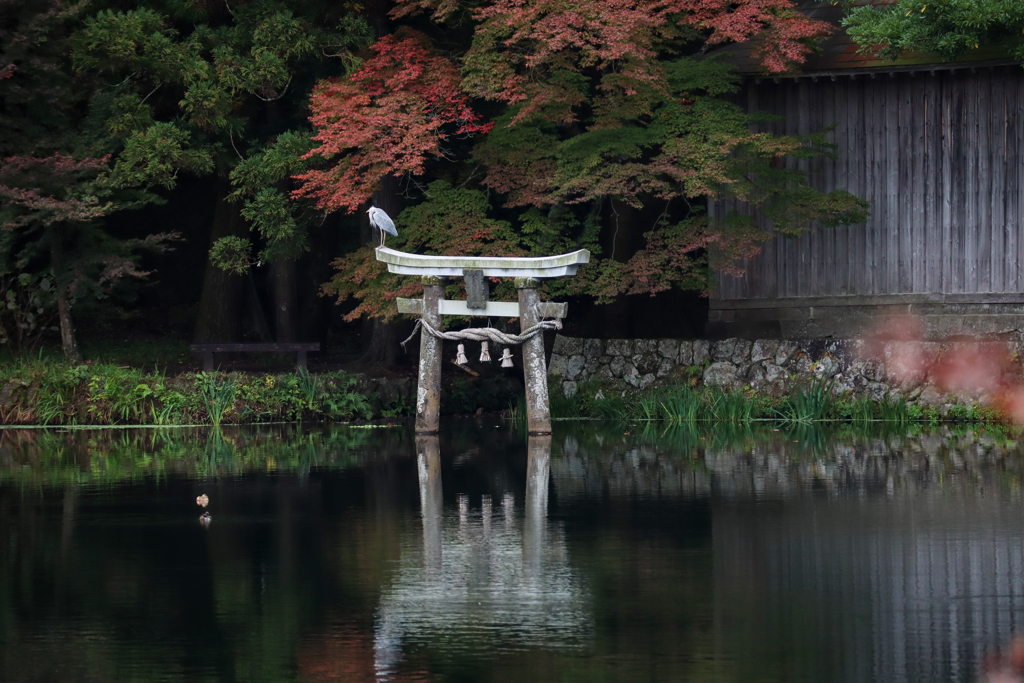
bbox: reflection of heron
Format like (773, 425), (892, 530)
(367, 206), (397, 248)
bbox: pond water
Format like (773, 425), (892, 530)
(2, 421), (1024, 683)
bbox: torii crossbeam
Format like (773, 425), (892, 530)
(375, 247), (590, 435)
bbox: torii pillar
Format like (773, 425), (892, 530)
(415, 276), (445, 434)
(517, 278), (550, 434)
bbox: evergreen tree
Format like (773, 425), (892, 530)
(71, 0), (370, 342)
(842, 0), (1024, 63)
(0, 0), (175, 360)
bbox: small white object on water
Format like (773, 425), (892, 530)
(479, 341), (491, 362)
(500, 348), (514, 368)
(456, 343), (468, 365)
(196, 494), (209, 508)
(199, 511), (212, 527)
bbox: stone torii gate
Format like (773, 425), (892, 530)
(375, 247), (590, 435)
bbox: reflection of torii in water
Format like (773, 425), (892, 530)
(373, 436), (591, 680)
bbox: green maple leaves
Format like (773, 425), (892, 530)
(842, 0), (1024, 63)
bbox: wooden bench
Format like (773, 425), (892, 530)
(189, 343), (320, 372)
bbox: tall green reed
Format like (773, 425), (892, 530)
(506, 394), (527, 426)
(659, 385), (703, 423)
(878, 393), (910, 423)
(197, 373), (236, 427)
(296, 368), (320, 410)
(847, 395), (876, 424)
(779, 379), (836, 423)
(704, 386), (756, 423)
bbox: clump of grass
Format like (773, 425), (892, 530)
(296, 368), (319, 409)
(846, 395), (876, 424)
(320, 371), (373, 420)
(550, 388), (583, 418)
(197, 372), (236, 427)
(659, 386), (703, 424)
(234, 370), (372, 421)
(779, 379), (837, 423)
(635, 394), (661, 421)
(27, 363), (87, 425)
(705, 386), (757, 423)
(878, 393), (910, 423)
(592, 392), (631, 420)
(505, 394), (527, 426)
(86, 365), (170, 424)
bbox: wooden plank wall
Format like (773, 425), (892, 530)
(712, 66), (1024, 301)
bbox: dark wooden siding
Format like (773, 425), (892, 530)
(711, 66), (1024, 303)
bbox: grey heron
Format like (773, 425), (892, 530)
(367, 205), (398, 248)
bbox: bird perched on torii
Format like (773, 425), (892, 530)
(367, 205), (398, 248)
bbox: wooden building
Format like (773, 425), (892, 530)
(708, 5), (1024, 339)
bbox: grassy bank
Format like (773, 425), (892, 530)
(0, 361), (382, 426)
(548, 380), (1002, 425)
(1, 359), (1006, 427)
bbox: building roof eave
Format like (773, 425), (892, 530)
(749, 58), (1023, 82)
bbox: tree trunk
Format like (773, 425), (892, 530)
(245, 271), (272, 341)
(363, 0), (394, 36)
(360, 317), (400, 365)
(297, 213), (338, 342)
(606, 197), (636, 262)
(259, 98), (302, 344)
(48, 226), (80, 362)
(193, 174), (247, 343)
(602, 198), (638, 336)
(271, 259), (297, 342)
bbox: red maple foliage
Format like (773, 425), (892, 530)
(672, 0), (833, 71)
(294, 32), (493, 213)
(0, 154), (113, 227)
(394, 0), (831, 122)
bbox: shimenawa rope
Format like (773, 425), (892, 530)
(400, 316), (562, 351)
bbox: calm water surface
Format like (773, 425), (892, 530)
(2, 421), (1024, 682)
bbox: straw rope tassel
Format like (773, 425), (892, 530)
(400, 316), (562, 351)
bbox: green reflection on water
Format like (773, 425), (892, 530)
(0, 425), (405, 487)
(1, 422), (1024, 683)
(2, 420), (1022, 489)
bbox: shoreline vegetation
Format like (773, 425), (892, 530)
(0, 420), (1019, 490)
(545, 380), (1002, 426)
(0, 361), (380, 427)
(0, 358), (1011, 428)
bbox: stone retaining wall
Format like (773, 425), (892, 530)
(548, 336), (1024, 409)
